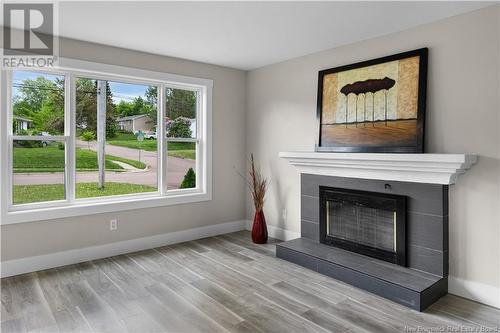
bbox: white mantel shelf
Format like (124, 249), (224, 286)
(279, 152), (477, 185)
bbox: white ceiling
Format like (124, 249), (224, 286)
(57, 1), (492, 70)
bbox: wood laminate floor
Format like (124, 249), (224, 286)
(1, 231), (499, 333)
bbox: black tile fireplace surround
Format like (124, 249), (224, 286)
(276, 174), (449, 311)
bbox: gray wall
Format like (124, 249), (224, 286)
(246, 6), (500, 300)
(1, 38), (248, 261)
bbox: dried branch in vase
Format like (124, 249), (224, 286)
(249, 154), (268, 212)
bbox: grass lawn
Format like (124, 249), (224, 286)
(168, 150), (196, 159)
(13, 145), (146, 173)
(167, 142), (196, 159)
(107, 133), (158, 151)
(104, 155), (146, 169)
(13, 182), (157, 205)
(108, 133), (196, 159)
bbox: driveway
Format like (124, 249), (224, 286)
(13, 140), (195, 190)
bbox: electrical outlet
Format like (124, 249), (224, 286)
(110, 219), (118, 231)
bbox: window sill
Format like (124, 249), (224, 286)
(1, 191), (211, 225)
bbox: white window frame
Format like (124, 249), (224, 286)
(0, 58), (213, 225)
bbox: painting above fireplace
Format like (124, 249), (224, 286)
(316, 48), (428, 153)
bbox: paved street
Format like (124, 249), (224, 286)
(13, 140), (195, 190)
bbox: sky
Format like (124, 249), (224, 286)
(12, 70), (152, 103)
(108, 81), (150, 103)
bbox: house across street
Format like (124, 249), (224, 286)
(116, 114), (154, 133)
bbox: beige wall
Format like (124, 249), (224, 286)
(134, 116), (155, 132)
(1, 38), (247, 261)
(246, 6), (500, 300)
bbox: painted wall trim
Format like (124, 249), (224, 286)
(449, 276), (500, 309)
(0, 220), (247, 278)
(245, 220), (300, 241)
(279, 151), (477, 185)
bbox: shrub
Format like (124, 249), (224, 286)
(80, 131), (96, 150)
(17, 128), (41, 136)
(17, 140), (43, 148)
(14, 129), (43, 147)
(106, 121), (118, 138)
(116, 129), (131, 134)
(180, 168), (196, 189)
(15, 128), (29, 136)
(167, 117), (192, 138)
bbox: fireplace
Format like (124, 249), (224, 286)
(277, 175), (450, 310)
(277, 152), (476, 310)
(319, 186), (406, 266)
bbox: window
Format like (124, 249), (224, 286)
(11, 71), (68, 205)
(165, 87), (199, 190)
(1, 59), (212, 224)
(75, 78), (158, 198)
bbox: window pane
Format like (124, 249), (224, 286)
(165, 88), (197, 139)
(75, 78), (158, 198)
(12, 140), (65, 205)
(167, 141), (197, 190)
(12, 71), (65, 135)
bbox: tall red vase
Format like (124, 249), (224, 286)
(252, 210), (268, 244)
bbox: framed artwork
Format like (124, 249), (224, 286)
(316, 48), (427, 153)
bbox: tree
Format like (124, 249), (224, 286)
(165, 88), (196, 120)
(144, 86), (158, 126)
(80, 131), (96, 150)
(133, 96), (145, 113)
(145, 86), (157, 105)
(13, 76), (56, 114)
(116, 100), (135, 117)
(76, 78), (97, 134)
(13, 76), (64, 134)
(167, 117), (192, 138)
(13, 100), (35, 118)
(104, 81), (117, 138)
(75, 79), (117, 138)
(180, 168), (196, 189)
(33, 97), (64, 134)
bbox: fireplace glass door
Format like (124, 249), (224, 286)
(326, 200), (396, 252)
(319, 187), (406, 266)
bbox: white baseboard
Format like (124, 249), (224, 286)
(449, 276), (500, 309)
(245, 220), (300, 241)
(0, 220), (247, 278)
